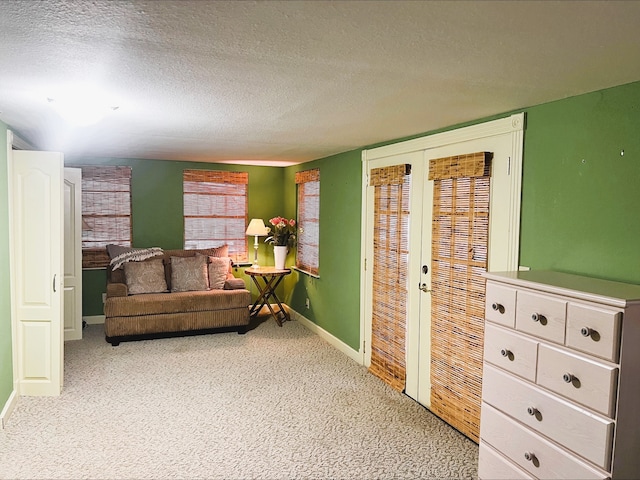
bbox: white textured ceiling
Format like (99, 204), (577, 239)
(2, 0), (640, 166)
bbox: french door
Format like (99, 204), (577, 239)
(361, 114), (524, 440)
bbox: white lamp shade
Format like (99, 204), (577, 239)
(246, 218), (269, 236)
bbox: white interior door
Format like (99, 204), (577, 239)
(64, 168), (82, 341)
(361, 114), (524, 410)
(11, 150), (64, 396)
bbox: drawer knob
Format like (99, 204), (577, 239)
(531, 313), (541, 322)
(524, 452), (536, 462)
(492, 303), (505, 314)
(563, 373), (575, 384)
(500, 348), (512, 358)
(581, 327), (593, 337)
(527, 406), (539, 416)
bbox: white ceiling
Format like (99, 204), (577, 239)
(2, 1), (640, 166)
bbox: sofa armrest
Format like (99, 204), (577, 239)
(107, 282), (128, 298)
(224, 278), (246, 290)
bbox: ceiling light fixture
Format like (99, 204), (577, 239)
(46, 86), (119, 127)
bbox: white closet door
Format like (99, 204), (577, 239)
(12, 150), (64, 396)
(63, 168), (82, 341)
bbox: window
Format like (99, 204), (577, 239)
(295, 169), (320, 276)
(183, 169), (248, 262)
(81, 166), (132, 268)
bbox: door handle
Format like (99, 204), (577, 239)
(53, 274), (56, 292)
(418, 283), (432, 293)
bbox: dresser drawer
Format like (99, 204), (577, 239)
(480, 403), (609, 480)
(483, 323), (537, 382)
(537, 344), (618, 418)
(482, 364), (614, 470)
(479, 442), (535, 480)
(516, 291), (567, 344)
(567, 303), (621, 362)
(485, 282), (516, 327)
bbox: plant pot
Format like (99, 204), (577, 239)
(274, 246), (288, 270)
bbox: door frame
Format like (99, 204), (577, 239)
(63, 168), (83, 341)
(359, 113), (525, 368)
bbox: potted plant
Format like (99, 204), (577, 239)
(265, 216), (296, 269)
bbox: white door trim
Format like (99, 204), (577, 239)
(359, 113), (525, 366)
(63, 168), (83, 341)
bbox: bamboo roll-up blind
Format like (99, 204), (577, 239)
(296, 169), (320, 276)
(429, 152), (491, 442)
(81, 166), (132, 269)
(183, 170), (249, 263)
(368, 164), (411, 392)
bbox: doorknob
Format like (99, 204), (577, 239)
(418, 283), (432, 293)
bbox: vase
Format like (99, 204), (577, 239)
(274, 245), (288, 270)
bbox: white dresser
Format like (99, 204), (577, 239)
(478, 271), (640, 480)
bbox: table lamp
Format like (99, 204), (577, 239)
(246, 218), (269, 267)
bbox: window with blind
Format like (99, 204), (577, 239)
(183, 170), (249, 262)
(81, 166), (132, 269)
(295, 169), (320, 276)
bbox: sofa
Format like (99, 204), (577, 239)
(104, 246), (251, 345)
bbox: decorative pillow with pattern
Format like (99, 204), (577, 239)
(124, 258), (168, 295)
(171, 255), (210, 292)
(208, 257), (231, 290)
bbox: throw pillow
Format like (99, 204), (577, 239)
(199, 244), (229, 258)
(124, 258), (168, 295)
(171, 255), (210, 292)
(208, 257), (231, 290)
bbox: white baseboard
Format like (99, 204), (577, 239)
(1, 389), (18, 429)
(83, 315), (105, 325)
(289, 308), (363, 365)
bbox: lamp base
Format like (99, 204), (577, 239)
(252, 239), (260, 268)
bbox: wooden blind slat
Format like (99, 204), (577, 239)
(184, 170), (248, 185)
(81, 166), (132, 268)
(296, 169), (320, 275)
(430, 175), (490, 443)
(295, 169), (320, 184)
(370, 164), (411, 187)
(183, 170), (248, 262)
(368, 165), (411, 392)
(428, 152), (491, 181)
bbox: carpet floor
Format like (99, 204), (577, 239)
(0, 318), (478, 479)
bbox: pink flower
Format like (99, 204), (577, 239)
(264, 216), (297, 247)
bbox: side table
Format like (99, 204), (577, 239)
(245, 267), (291, 326)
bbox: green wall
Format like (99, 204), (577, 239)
(64, 156), (283, 315)
(519, 81), (640, 283)
(284, 150), (363, 349)
(0, 121), (13, 408)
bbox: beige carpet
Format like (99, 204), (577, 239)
(0, 318), (478, 479)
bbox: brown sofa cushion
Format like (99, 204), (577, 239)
(171, 255), (209, 292)
(105, 289), (250, 317)
(124, 259), (168, 294)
